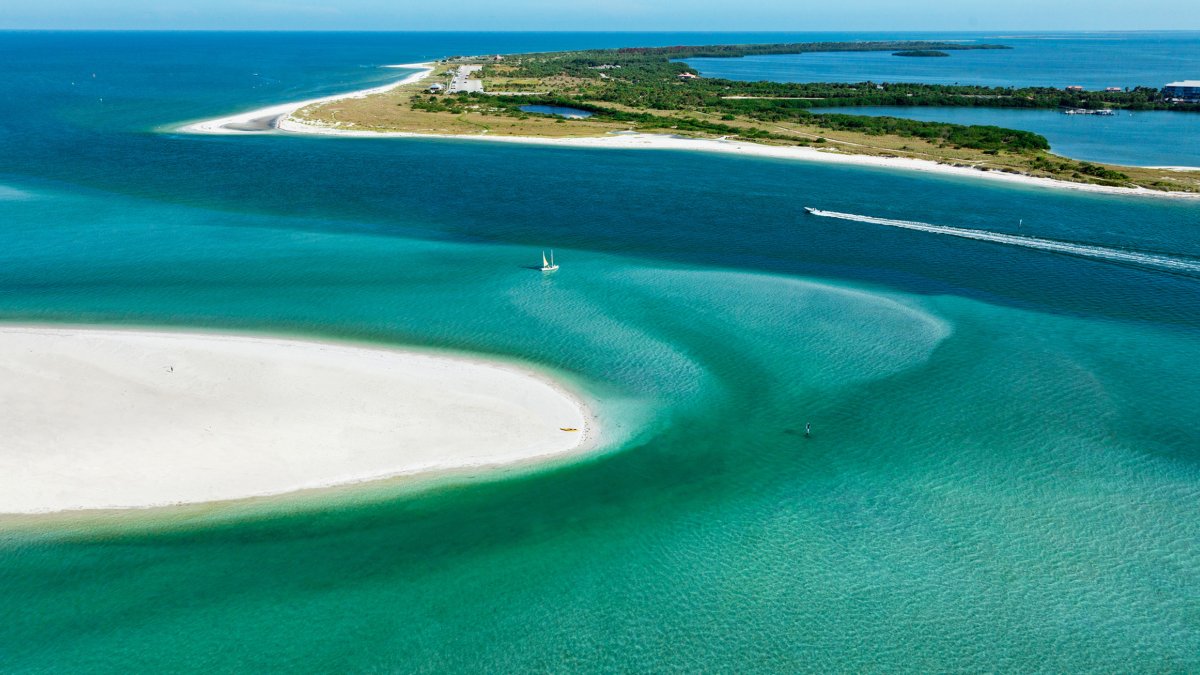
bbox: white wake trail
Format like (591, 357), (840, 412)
(805, 209), (1200, 275)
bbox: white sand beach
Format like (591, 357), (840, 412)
(179, 62), (434, 134)
(0, 326), (591, 514)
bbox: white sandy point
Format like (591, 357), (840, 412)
(178, 62), (434, 134)
(0, 325), (595, 514)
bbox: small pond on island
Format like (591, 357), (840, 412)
(519, 105), (595, 118)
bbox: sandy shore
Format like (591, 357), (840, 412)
(0, 326), (592, 514)
(178, 64), (1197, 199)
(279, 123), (1200, 200)
(178, 62), (434, 134)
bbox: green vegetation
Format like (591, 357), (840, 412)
(1028, 155), (1131, 184)
(485, 43), (1198, 113)
(804, 114), (1049, 152)
(893, 50), (950, 57)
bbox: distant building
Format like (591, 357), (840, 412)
(1163, 80), (1200, 102)
(427, 83), (445, 93)
(1105, 87), (1123, 92)
(492, 55), (505, 62)
(1065, 85), (1084, 92)
(678, 72), (698, 80)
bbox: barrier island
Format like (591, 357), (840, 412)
(281, 41), (1200, 194)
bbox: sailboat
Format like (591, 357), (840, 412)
(540, 249), (559, 272)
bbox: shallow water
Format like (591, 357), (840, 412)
(1, 32), (1198, 672)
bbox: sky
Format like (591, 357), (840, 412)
(2, 0), (1197, 31)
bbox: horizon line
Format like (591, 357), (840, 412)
(3, 28), (1200, 35)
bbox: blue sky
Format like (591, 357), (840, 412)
(3, 0), (1197, 31)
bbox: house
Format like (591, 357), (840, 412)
(427, 83), (445, 94)
(1065, 85), (1084, 92)
(1105, 87), (1123, 92)
(1163, 80), (1200, 103)
(492, 55), (505, 62)
(678, 72), (698, 80)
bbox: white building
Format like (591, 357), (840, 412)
(1163, 80), (1200, 102)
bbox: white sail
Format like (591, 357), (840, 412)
(542, 251), (549, 267)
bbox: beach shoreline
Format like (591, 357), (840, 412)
(280, 122), (1200, 199)
(0, 325), (597, 514)
(177, 62), (435, 134)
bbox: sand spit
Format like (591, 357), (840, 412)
(0, 326), (592, 514)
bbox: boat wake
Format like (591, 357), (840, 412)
(805, 208), (1200, 276)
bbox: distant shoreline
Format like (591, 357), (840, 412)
(180, 63), (1199, 199)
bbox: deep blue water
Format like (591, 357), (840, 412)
(819, 106), (1200, 166)
(684, 31), (1200, 89)
(1, 32), (1199, 672)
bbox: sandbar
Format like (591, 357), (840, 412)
(0, 326), (591, 514)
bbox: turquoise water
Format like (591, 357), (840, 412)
(1, 32), (1199, 671)
(818, 106), (1200, 166)
(520, 104), (595, 118)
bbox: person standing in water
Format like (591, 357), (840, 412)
(804, 422), (811, 438)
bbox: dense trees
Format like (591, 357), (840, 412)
(807, 114), (1049, 151)
(485, 43), (1196, 113)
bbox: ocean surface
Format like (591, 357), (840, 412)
(684, 31), (1200, 89)
(1, 32), (1199, 672)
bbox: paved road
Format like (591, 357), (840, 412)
(448, 65), (485, 94)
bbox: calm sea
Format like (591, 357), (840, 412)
(684, 31), (1200, 89)
(682, 31), (1200, 166)
(1, 32), (1198, 672)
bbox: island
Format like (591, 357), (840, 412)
(893, 49), (950, 57)
(202, 41), (1199, 195)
